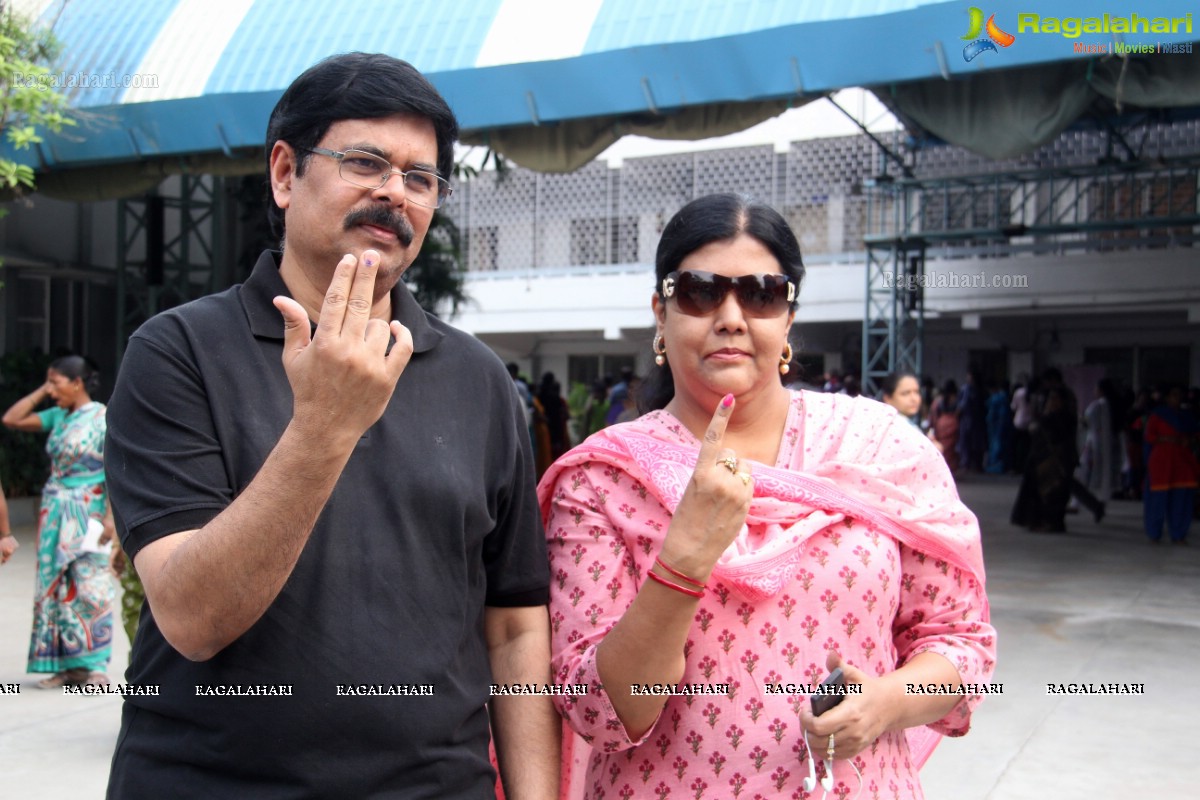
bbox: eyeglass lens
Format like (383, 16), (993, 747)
(668, 271), (793, 317)
(338, 150), (448, 208)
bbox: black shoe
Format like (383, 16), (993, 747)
(1094, 504), (1105, 524)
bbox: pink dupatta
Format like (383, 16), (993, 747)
(539, 392), (989, 793)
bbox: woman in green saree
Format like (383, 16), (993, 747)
(3, 355), (115, 687)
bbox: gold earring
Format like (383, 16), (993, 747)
(779, 342), (793, 375)
(653, 333), (667, 366)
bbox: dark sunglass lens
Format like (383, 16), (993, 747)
(677, 273), (723, 315)
(736, 276), (790, 317)
(670, 272), (791, 316)
(736, 280), (773, 315)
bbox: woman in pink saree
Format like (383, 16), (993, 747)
(539, 194), (995, 800)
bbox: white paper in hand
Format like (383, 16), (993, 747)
(81, 517), (112, 554)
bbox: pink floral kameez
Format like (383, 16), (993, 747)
(540, 391), (996, 800)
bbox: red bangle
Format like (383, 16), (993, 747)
(646, 569), (705, 598)
(654, 556), (706, 590)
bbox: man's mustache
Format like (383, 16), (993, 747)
(344, 206), (414, 247)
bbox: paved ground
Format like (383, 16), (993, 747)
(1, 475), (1196, 799)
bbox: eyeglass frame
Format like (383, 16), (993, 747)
(303, 146), (453, 209)
(660, 269), (797, 318)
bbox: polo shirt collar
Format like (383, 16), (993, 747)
(243, 250), (443, 353)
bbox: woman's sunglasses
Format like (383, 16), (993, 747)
(661, 270), (796, 318)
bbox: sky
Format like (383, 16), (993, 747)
(596, 88), (900, 165)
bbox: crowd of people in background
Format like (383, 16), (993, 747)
(510, 362), (1198, 546)
(507, 364), (643, 479)
(873, 366), (1198, 544)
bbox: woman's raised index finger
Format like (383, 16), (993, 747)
(696, 393), (736, 463)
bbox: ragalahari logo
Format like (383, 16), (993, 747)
(961, 7), (1015, 61)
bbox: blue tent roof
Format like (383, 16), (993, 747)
(9, 0), (1200, 173)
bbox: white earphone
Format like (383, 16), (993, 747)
(801, 728), (863, 800)
(802, 728), (835, 794)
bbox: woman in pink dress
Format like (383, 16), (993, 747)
(539, 193), (995, 800)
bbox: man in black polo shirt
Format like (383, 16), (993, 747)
(104, 53), (558, 799)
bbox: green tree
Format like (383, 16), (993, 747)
(0, 2), (75, 295)
(0, 5), (73, 497)
(405, 210), (467, 318)
(0, 3), (74, 195)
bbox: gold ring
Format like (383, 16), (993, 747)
(827, 733), (835, 759)
(717, 456), (738, 474)
(738, 472), (752, 486)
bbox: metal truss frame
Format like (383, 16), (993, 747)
(116, 176), (224, 358)
(860, 142), (1200, 396)
(862, 234), (924, 396)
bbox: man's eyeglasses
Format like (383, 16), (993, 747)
(661, 270), (797, 318)
(305, 147), (453, 209)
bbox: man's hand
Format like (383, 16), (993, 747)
(133, 249), (417, 661)
(486, 606), (560, 800)
(272, 249), (414, 444)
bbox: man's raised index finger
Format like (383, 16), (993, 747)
(343, 249), (381, 336)
(318, 254), (358, 334)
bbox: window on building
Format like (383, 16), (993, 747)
(468, 226), (498, 271)
(570, 217), (638, 266)
(1085, 345), (1190, 391)
(567, 354), (639, 391)
(611, 216), (638, 264)
(568, 355), (600, 389)
(12, 275), (49, 352)
(570, 218), (606, 265)
(1138, 346), (1190, 390)
(1084, 347), (1135, 389)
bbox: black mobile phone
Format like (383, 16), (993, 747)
(810, 667), (845, 716)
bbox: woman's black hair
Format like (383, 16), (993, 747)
(880, 371), (918, 399)
(265, 52), (460, 239)
(935, 379), (958, 415)
(49, 355), (101, 396)
(638, 193), (805, 413)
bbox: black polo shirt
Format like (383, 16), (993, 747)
(105, 251), (549, 799)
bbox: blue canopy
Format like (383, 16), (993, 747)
(9, 0), (1200, 189)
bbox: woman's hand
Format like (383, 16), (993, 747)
(0, 534), (17, 565)
(2, 381), (52, 431)
(109, 539), (127, 577)
(799, 651), (891, 761)
(658, 394), (755, 583)
(800, 649), (964, 761)
(593, 394), (754, 741)
(98, 516), (116, 546)
(99, 517), (125, 575)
